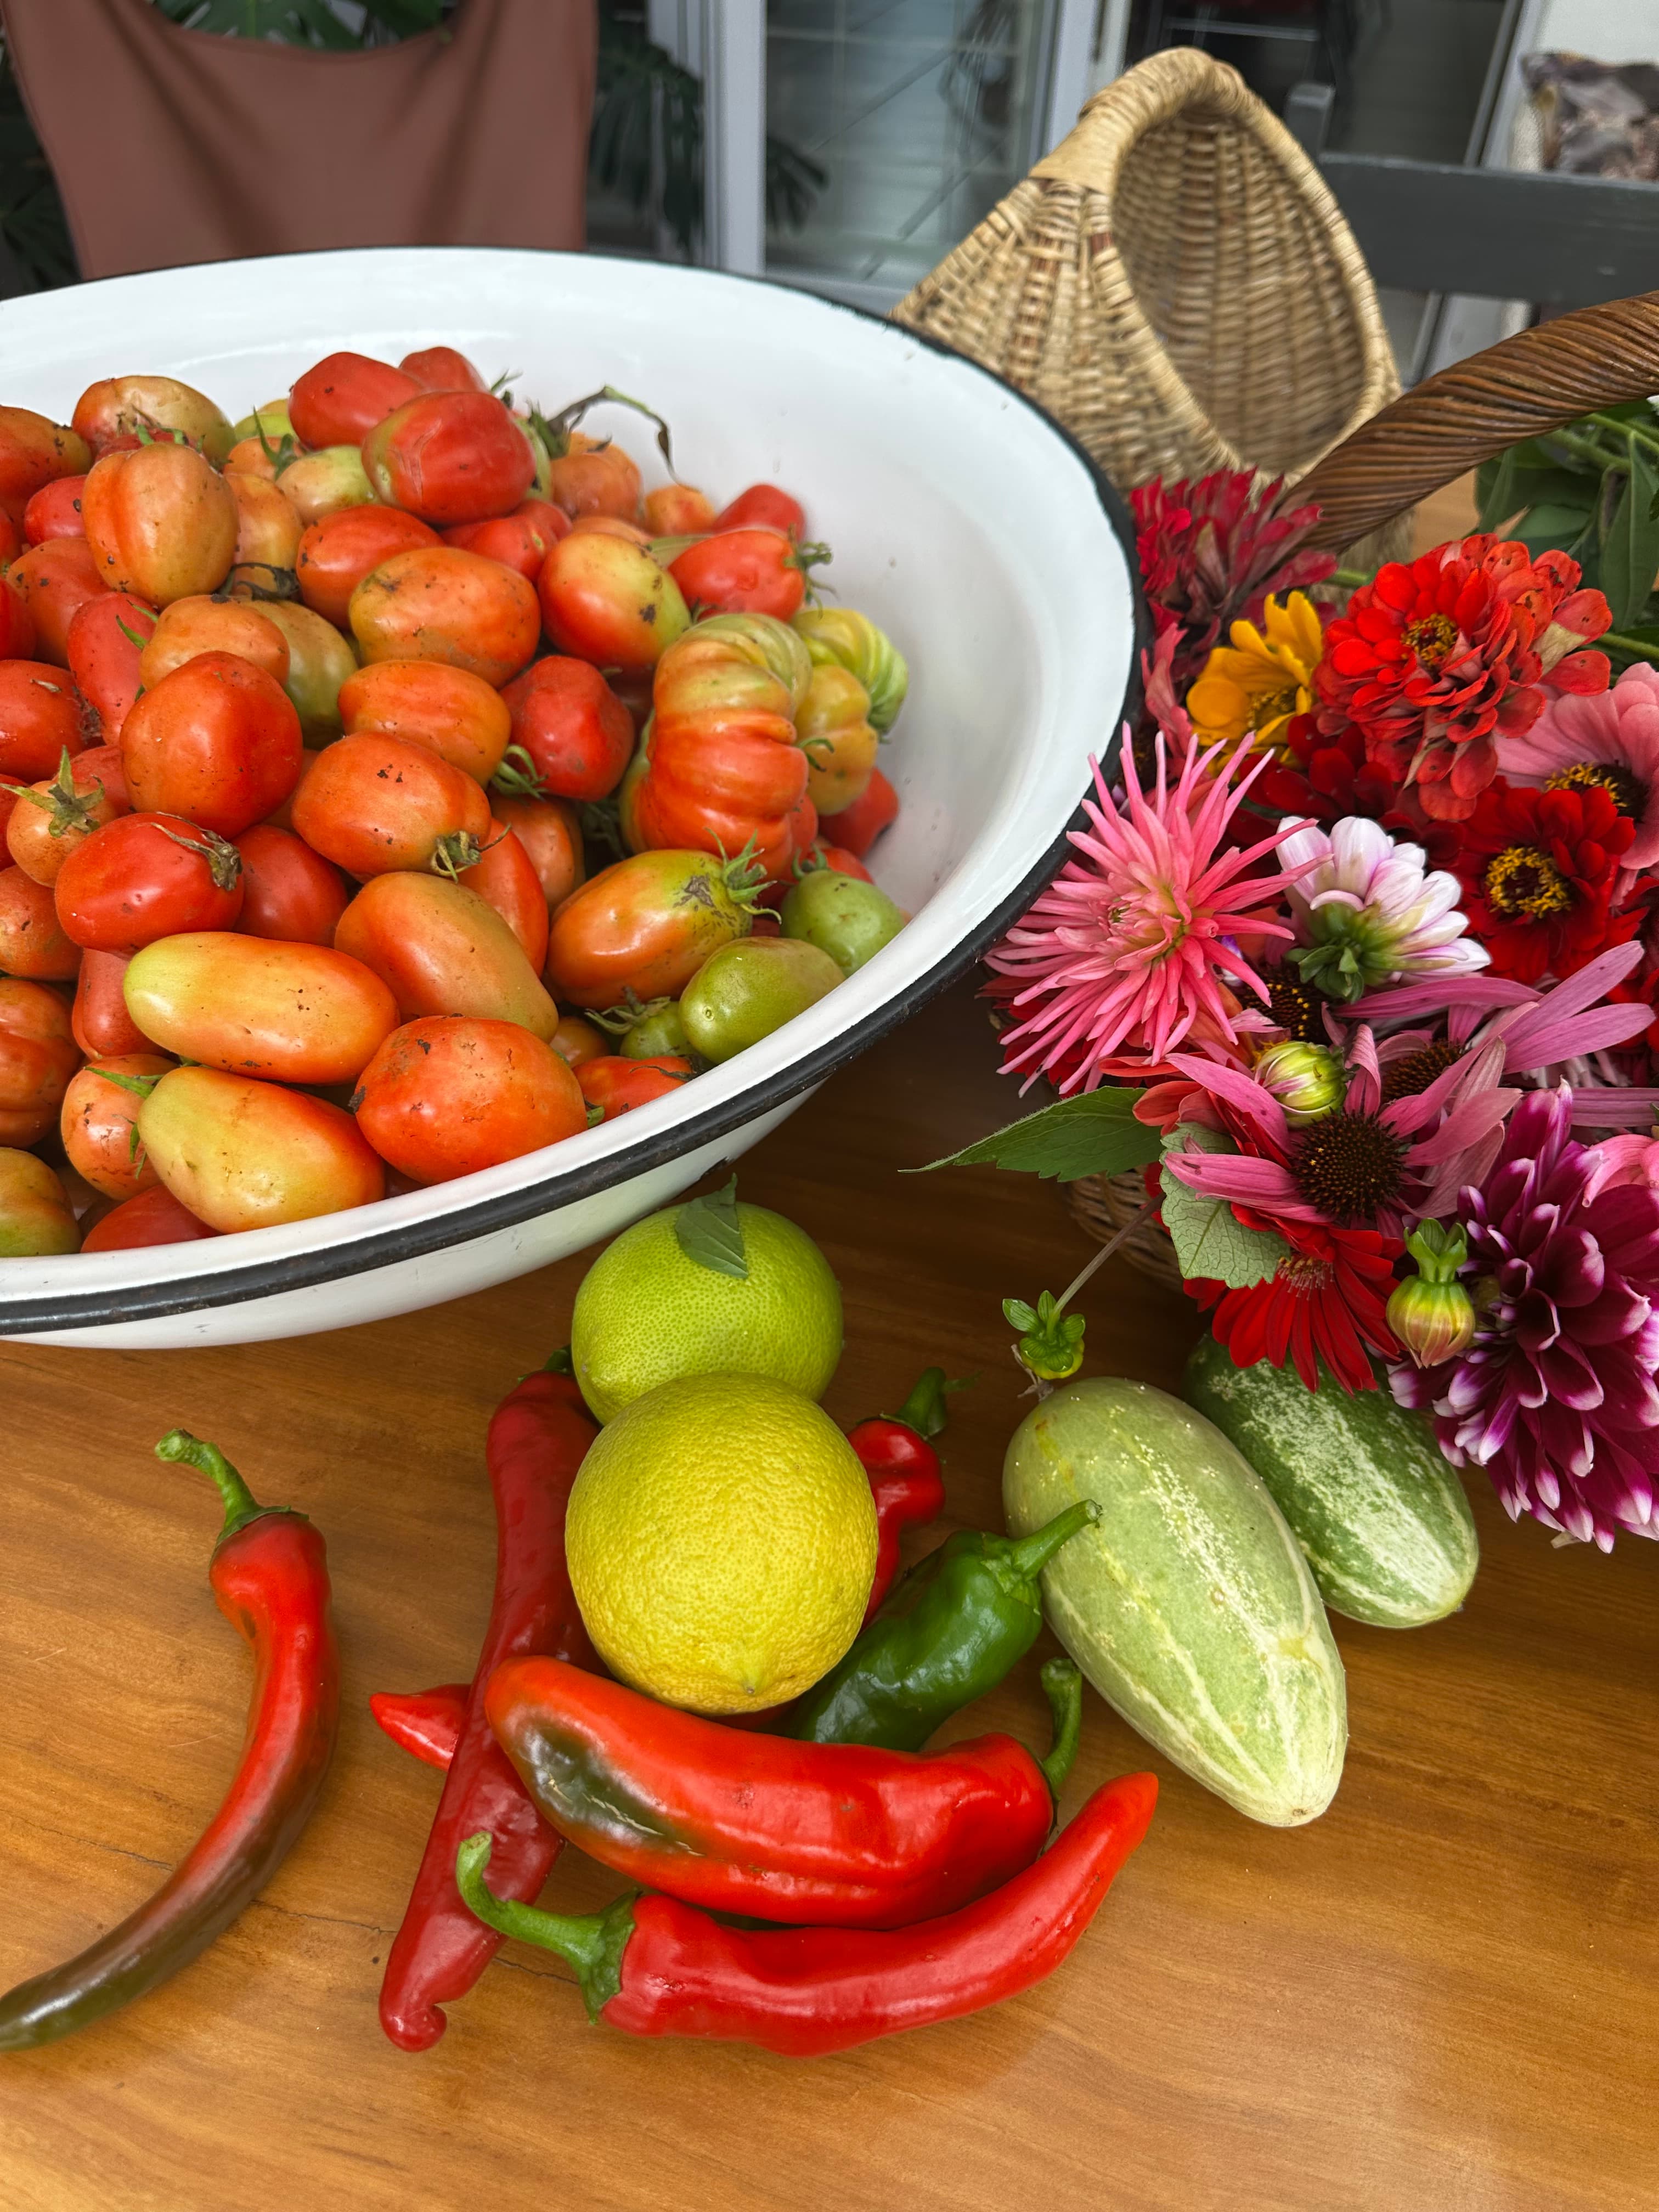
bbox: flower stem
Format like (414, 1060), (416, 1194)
(1056, 1194), (1159, 1312)
(1603, 630), (1659, 664)
(1332, 566), (1372, 589)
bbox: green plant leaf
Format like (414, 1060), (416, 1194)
(1600, 439), (1659, 630)
(1158, 1132), (1291, 1290)
(919, 1089), (1159, 1182)
(674, 1176), (748, 1279)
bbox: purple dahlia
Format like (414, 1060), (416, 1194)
(1391, 1086), (1659, 1548)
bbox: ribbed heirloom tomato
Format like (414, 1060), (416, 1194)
(0, 977), (81, 1146)
(121, 652), (303, 837)
(292, 732), (492, 877)
(295, 506), (440, 627)
(233, 825), (351, 945)
(59, 1053), (173, 1200)
(337, 660), (510, 784)
(350, 546), (540, 688)
(362, 392), (537, 525)
(335, 872), (557, 1036)
(351, 1016), (588, 1184)
(123, 933), (399, 1085)
(55, 812), (245, 951)
(500, 656), (633, 800)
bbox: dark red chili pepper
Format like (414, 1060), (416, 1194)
(0, 1431), (338, 2051)
(484, 1654), (1080, 1927)
(456, 1767), (1156, 2056)
(848, 1366), (956, 1623)
(378, 1362), (597, 2053)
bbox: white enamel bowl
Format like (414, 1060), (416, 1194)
(0, 247), (1137, 1348)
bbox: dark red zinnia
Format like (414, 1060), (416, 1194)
(1454, 777), (1639, 984)
(1186, 1216), (1403, 1393)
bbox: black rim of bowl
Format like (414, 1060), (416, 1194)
(0, 257), (1144, 1331)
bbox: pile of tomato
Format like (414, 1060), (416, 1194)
(0, 344), (910, 1258)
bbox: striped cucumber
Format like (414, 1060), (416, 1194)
(1003, 1378), (1346, 1827)
(1181, 1336), (1478, 1629)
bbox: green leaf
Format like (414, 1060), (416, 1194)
(1600, 441), (1659, 630)
(1475, 446), (1520, 533)
(674, 1176), (748, 1279)
(1158, 1132), (1291, 1291)
(920, 1089), (1159, 1182)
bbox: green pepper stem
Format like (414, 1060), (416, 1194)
(889, 1365), (969, 1441)
(1038, 1657), (1083, 1804)
(1006, 1499), (1099, 1582)
(154, 1430), (277, 1543)
(455, 1835), (633, 2023)
(542, 1346), (575, 1375)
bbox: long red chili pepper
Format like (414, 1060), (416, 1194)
(0, 1431), (338, 2051)
(377, 1364), (596, 2053)
(456, 1770), (1156, 2056)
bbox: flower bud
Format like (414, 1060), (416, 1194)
(1387, 1220), (1476, 1367)
(1254, 1039), (1345, 1125)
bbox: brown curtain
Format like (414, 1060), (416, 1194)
(0, 0), (596, 280)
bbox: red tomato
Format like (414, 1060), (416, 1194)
(442, 497), (570, 579)
(500, 656), (633, 801)
(713, 483), (807, 538)
(351, 1015), (586, 1183)
(0, 865), (82, 978)
(123, 933), (399, 1085)
(24, 473), (87, 544)
(577, 1054), (694, 1119)
(289, 352), (422, 448)
(0, 574), (37, 659)
(334, 873), (556, 1036)
(0, 661), (89, 780)
(669, 528), (815, 621)
(0, 407), (92, 527)
(493, 792), (583, 908)
(70, 744), (130, 816)
(72, 946), (149, 1057)
(81, 1182), (219, 1252)
(400, 345), (488, 393)
(537, 534), (689, 669)
(139, 1065), (385, 1232)
(81, 442), (239, 607)
(60, 1052), (173, 1200)
(350, 545), (540, 689)
(233, 824), (351, 945)
(642, 483), (716, 535)
(55, 811), (246, 951)
(295, 504), (441, 629)
(460, 822), (549, 971)
(0, 773), (21, 854)
(67, 592), (156, 742)
(819, 764), (899, 857)
(121, 652), (302, 838)
(550, 1011), (605, 1069)
(362, 391), (537, 526)
(8, 537), (109, 663)
(5, 750), (123, 884)
(138, 595), (290, 690)
(816, 842), (874, 881)
(545, 431), (641, 520)
(0, 975), (81, 1146)
(337, 659), (510, 784)
(292, 732), (492, 877)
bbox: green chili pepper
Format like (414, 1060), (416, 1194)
(786, 1499), (1098, 1752)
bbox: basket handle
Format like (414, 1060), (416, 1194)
(1288, 291), (1659, 550)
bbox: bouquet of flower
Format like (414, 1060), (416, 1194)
(958, 470), (1659, 1554)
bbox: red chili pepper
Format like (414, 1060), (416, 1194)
(370, 1682), (468, 1770)
(377, 1362), (596, 2053)
(456, 1769), (1156, 2056)
(848, 1365), (958, 1624)
(0, 1431), (338, 2051)
(484, 1654), (1071, 1927)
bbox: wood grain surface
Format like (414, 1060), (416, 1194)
(1, 979), (1655, 2212)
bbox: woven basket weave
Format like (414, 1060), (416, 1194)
(892, 46), (1399, 494)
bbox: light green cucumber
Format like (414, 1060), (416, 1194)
(1181, 1336), (1477, 1629)
(1003, 1378), (1345, 1826)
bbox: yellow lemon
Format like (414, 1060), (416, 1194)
(570, 1193), (842, 1423)
(565, 1372), (877, 1713)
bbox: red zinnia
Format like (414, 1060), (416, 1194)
(1187, 1216), (1402, 1393)
(1455, 778), (1639, 984)
(1250, 711), (1465, 871)
(1316, 536), (1610, 823)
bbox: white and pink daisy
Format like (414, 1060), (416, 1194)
(1278, 815), (1488, 1002)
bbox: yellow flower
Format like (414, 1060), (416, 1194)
(1187, 591), (1325, 754)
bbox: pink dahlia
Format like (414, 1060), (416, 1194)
(1496, 659), (1659, 877)
(1392, 1087), (1659, 1548)
(987, 736), (1308, 1092)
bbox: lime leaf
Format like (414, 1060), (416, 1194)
(674, 1176), (748, 1279)
(1159, 1130), (1291, 1290)
(920, 1088), (1159, 1182)
(1600, 441), (1659, 631)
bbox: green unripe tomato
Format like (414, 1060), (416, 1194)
(681, 938), (844, 1062)
(0, 1149), (80, 1256)
(780, 869), (906, 975)
(623, 1000), (692, 1059)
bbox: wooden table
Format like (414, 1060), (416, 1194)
(2, 980), (1655, 2212)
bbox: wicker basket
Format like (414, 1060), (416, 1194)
(892, 46), (1398, 495)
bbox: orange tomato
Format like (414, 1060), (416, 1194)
(81, 1182), (219, 1251)
(0, 661), (89, 780)
(537, 533), (689, 668)
(0, 866), (81, 979)
(441, 496), (569, 579)
(334, 872), (557, 1036)
(23, 472), (87, 544)
(123, 932), (399, 1085)
(59, 1052), (173, 1200)
(349, 545), (539, 688)
(224, 470), (303, 581)
(289, 351), (422, 449)
(460, 822), (549, 970)
(66, 592), (156, 743)
(351, 1015), (586, 1183)
(493, 792), (583, 908)
(642, 483), (716, 535)
(138, 595), (291, 690)
(82, 442), (238, 606)
(71, 376), (234, 462)
(567, 514), (651, 545)
(5, 750), (123, 884)
(295, 503), (441, 629)
(223, 435), (279, 483)
(292, 731), (491, 877)
(139, 1065), (385, 1232)
(797, 663), (878, 815)
(8, 537), (109, 663)
(0, 407), (93, 527)
(337, 659), (510, 783)
(545, 431), (641, 520)
(550, 1010), (605, 1069)
(0, 1149), (80, 1254)
(0, 975), (81, 1146)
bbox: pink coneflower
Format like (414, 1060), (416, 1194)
(1496, 659), (1659, 878)
(1392, 1087), (1659, 1548)
(987, 735), (1310, 1093)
